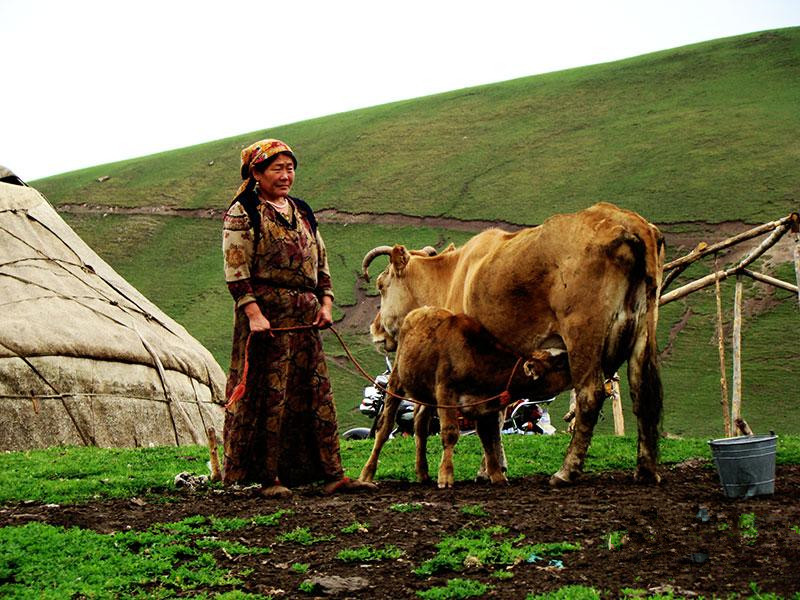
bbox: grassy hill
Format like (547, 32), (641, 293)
(28, 28), (800, 438)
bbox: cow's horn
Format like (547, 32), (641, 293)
(361, 245), (394, 280)
(421, 246), (437, 256)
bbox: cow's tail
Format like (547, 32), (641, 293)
(626, 227), (665, 480)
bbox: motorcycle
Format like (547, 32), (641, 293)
(342, 356), (556, 440)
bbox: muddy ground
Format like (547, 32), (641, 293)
(3, 461), (799, 598)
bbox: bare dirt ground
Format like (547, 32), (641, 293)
(3, 462), (800, 598)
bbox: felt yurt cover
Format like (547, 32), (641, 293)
(0, 179), (225, 450)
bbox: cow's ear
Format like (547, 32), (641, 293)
(390, 245), (411, 274)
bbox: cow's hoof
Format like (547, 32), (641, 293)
(548, 471), (575, 488)
(474, 472), (491, 484)
(634, 468), (661, 485)
(490, 474), (509, 486)
(437, 482), (454, 489)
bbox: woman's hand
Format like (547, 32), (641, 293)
(243, 302), (271, 333)
(313, 296), (333, 329)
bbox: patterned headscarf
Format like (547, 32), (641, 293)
(233, 139), (297, 199)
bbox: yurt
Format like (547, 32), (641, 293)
(0, 170), (225, 450)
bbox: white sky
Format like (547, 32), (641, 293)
(2, 0), (798, 181)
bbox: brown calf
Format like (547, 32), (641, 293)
(359, 306), (570, 488)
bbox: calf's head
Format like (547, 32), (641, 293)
(362, 244), (437, 353)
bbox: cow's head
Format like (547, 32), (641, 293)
(362, 244), (437, 353)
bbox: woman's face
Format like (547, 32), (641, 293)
(252, 153), (295, 201)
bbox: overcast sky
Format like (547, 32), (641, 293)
(2, 0), (798, 181)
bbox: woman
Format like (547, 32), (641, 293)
(222, 138), (374, 498)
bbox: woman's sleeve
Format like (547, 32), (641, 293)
(222, 203), (257, 309)
(315, 229), (334, 301)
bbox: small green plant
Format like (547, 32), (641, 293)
(298, 580), (318, 594)
(604, 530), (628, 550)
(460, 504), (489, 517)
(291, 562), (310, 574)
(416, 577), (490, 599)
(390, 502), (424, 513)
(276, 526), (335, 546)
(414, 526), (580, 577)
(341, 521), (370, 534)
(739, 513), (758, 544)
(791, 524), (800, 535)
(718, 522), (730, 532)
(525, 586), (601, 599)
(490, 570), (514, 579)
(337, 544), (404, 562)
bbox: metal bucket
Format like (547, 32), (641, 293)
(708, 434), (777, 499)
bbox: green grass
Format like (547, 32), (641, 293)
(0, 511), (290, 599)
(33, 29), (800, 226)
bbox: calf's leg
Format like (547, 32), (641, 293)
(474, 411), (508, 485)
(436, 386), (460, 489)
(359, 390), (402, 483)
(414, 404), (432, 483)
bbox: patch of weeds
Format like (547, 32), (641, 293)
(337, 544), (404, 562)
(341, 521), (369, 534)
(0, 519), (272, 598)
(276, 526), (336, 546)
(490, 570), (514, 579)
(413, 525), (580, 577)
(604, 530), (628, 550)
(390, 502), (424, 513)
(747, 582), (790, 599)
(739, 513), (758, 544)
(718, 522), (730, 532)
(791, 524), (800, 535)
(416, 577), (490, 599)
(298, 579), (318, 594)
(460, 504), (489, 517)
(525, 585), (601, 599)
(291, 562), (310, 574)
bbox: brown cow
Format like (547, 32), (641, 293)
(360, 202), (665, 486)
(359, 306), (570, 488)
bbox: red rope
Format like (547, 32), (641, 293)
(225, 324), (521, 411)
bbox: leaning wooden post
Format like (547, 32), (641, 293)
(608, 374), (624, 436)
(714, 256), (731, 437)
(207, 427), (222, 482)
(731, 275), (744, 435)
(793, 218), (800, 309)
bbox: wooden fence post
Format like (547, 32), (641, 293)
(714, 256), (731, 438)
(731, 275), (743, 434)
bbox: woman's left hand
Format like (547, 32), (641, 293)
(314, 297), (333, 329)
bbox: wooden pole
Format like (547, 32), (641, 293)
(731, 275), (743, 435)
(714, 257), (731, 438)
(663, 214), (796, 273)
(794, 227), (800, 309)
(608, 374), (624, 436)
(207, 427), (222, 482)
(740, 269), (799, 294)
(660, 223), (791, 306)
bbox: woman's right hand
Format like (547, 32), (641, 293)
(244, 302), (271, 333)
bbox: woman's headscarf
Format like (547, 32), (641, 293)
(233, 139), (297, 200)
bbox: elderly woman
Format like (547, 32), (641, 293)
(222, 138), (374, 497)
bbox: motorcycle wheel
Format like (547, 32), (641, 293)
(342, 427), (372, 440)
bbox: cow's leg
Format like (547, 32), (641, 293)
(436, 387), (460, 489)
(474, 411), (508, 485)
(414, 403), (432, 483)
(550, 371), (606, 487)
(359, 389), (402, 483)
(627, 323), (664, 484)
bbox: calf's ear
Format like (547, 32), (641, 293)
(390, 245), (411, 274)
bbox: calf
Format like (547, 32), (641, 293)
(359, 306), (570, 488)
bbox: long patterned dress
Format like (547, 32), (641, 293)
(221, 193), (344, 487)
